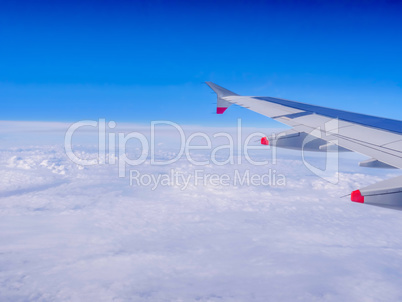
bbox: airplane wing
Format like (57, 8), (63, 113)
(206, 82), (402, 211)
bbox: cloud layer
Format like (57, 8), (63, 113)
(0, 121), (401, 302)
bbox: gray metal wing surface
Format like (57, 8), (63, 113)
(206, 82), (402, 210)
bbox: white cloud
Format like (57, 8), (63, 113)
(0, 121), (402, 301)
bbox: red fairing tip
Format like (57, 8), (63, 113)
(216, 107), (228, 114)
(351, 190), (365, 203)
(261, 137), (269, 145)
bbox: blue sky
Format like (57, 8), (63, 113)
(1, 0), (402, 126)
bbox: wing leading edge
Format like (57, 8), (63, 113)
(206, 82), (402, 211)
